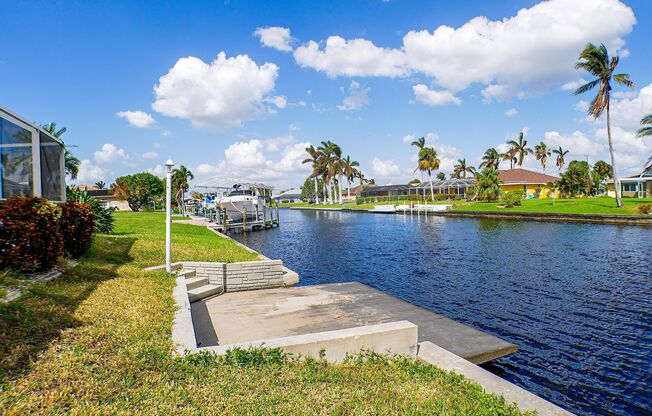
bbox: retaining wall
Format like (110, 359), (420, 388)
(181, 260), (287, 292)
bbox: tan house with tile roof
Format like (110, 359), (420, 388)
(498, 169), (560, 199)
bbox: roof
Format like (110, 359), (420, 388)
(498, 169), (559, 185)
(345, 184), (366, 195)
(0, 104), (63, 145)
(361, 184), (410, 192)
(274, 188), (301, 198)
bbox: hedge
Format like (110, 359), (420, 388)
(0, 196), (95, 272)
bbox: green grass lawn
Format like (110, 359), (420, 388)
(453, 197), (652, 215)
(0, 211), (529, 415)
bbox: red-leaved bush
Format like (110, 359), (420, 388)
(0, 197), (63, 271)
(59, 201), (95, 258)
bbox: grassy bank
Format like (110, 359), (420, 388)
(453, 197), (651, 216)
(281, 197), (651, 216)
(0, 211), (527, 415)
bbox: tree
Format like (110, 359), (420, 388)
(341, 155), (360, 198)
(552, 146), (569, 172)
(414, 146), (440, 200)
(479, 148), (501, 170)
(636, 110), (652, 138)
(302, 145), (322, 204)
(592, 160), (613, 195)
(316, 140), (342, 204)
(94, 181), (106, 189)
(299, 176), (324, 202)
(574, 43), (635, 207)
(501, 146), (518, 169)
(474, 168), (502, 202)
(558, 160), (592, 197)
(408, 178), (421, 186)
(436, 172), (446, 181)
(112, 172), (164, 211)
(42, 122), (81, 180)
(506, 132), (533, 167)
(171, 165), (194, 211)
(534, 142), (551, 172)
(451, 158), (476, 179)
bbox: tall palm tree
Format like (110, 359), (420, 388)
(506, 132), (533, 167)
(414, 147), (440, 200)
(552, 146), (569, 172)
(42, 122), (80, 180)
(452, 158), (476, 179)
(574, 43), (635, 207)
(534, 142), (551, 173)
(636, 110), (652, 138)
(501, 146), (519, 169)
(172, 165), (194, 212)
(341, 155), (360, 198)
(302, 145), (321, 204)
(411, 137), (427, 180)
(317, 140), (342, 204)
(479, 148), (501, 170)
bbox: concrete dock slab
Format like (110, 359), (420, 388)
(191, 281), (516, 364)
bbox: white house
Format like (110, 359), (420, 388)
(0, 105), (66, 201)
(273, 188), (302, 203)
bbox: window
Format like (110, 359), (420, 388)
(40, 132), (64, 200)
(0, 116), (33, 198)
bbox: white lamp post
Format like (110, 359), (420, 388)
(165, 158), (174, 273)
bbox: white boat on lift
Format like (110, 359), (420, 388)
(217, 183), (272, 221)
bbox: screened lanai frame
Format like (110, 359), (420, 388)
(0, 105), (66, 202)
(414, 178), (475, 196)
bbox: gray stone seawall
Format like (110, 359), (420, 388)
(182, 260), (286, 292)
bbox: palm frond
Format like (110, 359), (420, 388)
(573, 79), (599, 95)
(636, 126), (652, 138)
(612, 73), (635, 88)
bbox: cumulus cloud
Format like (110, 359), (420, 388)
(293, 36), (408, 78)
(337, 81), (371, 110)
(561, 78), (588, 91)
(254, 26), (293, 52)
(544, 130), (605, 157)
(94, 143), (129, 164)
(141, 151), (159, 160)
(116, 110), (156, 128)
(371, 157), (401, 177)
(152, 52), (279, 129)
(75, 160), (107, 183)
(265, 95), (287, 109)
(147, 164), (166, 178)
(413, 84), (461, 106)
(292, 0), (635, 100)
(505, 108), (518, 118)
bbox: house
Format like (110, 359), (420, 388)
(342, 183), (365, 202)
(273, 188), (302, 203)
(74, 184), (130, 210)
(607, 157), (652, 198)
(359, 184), (411, 198)
(498, 168), (559, 199)
(415, 178), (475, 198)
(0, 106), (66, 201)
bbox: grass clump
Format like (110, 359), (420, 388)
(0, 211), (528, 415)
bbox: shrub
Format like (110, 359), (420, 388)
(67, 187), (115, 234)
(0, 197), (63, 271)
(59, 201), (95, 258)
(355, 196), (364, 205)
(636, 203), (651, 214)
(501, 191), (523, 208)
(465, 189), (476, 201)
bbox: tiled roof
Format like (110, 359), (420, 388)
(499, 169), (559, 184)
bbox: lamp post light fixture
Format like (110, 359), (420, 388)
(165, 158), (174, 273)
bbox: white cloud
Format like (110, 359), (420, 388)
(264, 135), (294, 151)
(574, 100), (589, 112)
(116, 110), (156, 128)
(371, 157), (401, 177)
(254, 26), (293, 52)
(266, 95), (287, 109)
(413, 84), (461, 106)
(293, 0), (635, 100)
(223, 139), (267, 168)
(402, 133), (416, 144)
(337, 81), (371, 110)
(75, 160), (107, 183)
(94, 143), (129, 164)
(147, 164), (166, 178)
(293, 36), (408, 78)
(544, 130), (605, 157)
(161, 129), (172, 137)
(152, 52), (279, 129)
(561, 78), (588, 91)
(141, 151), (159, 160)
(505, 108), (518, 118)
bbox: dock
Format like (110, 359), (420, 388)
(191, 281), (517, 364)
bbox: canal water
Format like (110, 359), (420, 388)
(233, 209), (651, 415)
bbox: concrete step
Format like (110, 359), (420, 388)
(188, 284), (222, 303)
(186, 276), (209, 290)
(178, 269), (196, 279)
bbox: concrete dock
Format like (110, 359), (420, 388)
(191, 281), (516, 364)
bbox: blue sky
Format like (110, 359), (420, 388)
(1, 0), (651, 189)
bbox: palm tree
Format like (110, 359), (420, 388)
(479, 148), (501, 170)
(636, 110), (652, 138)
(42, 122), (80, 180)
(506, 132), (533, 167)
(534, 142), (551, 173)
(501, 146), (519, 169)
(436, 172), (446, 181)
(317, 140), (342, 204)
(414, 147), (440, 200)
(341, 155), (360, 198)
(452, 158), (476, 179)
(552, 146), (569, 172)
(302, 145), (322, 204)
(574, 43), (635, 207)
(95, 181), (106, 189)
(474, 168), (502, 202)
(171, 165), (194, 212)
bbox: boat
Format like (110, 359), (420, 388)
(217, 183), (271, 221)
